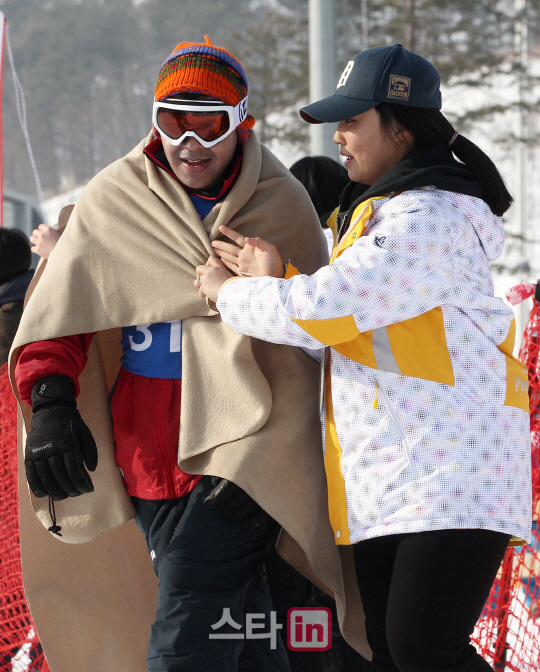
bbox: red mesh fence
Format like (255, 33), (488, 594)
(0, 363), (48, 671)
(471, 301), (540, 671)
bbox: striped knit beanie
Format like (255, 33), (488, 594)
(155, 35), (255, 142)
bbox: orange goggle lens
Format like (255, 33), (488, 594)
(156, 109), (230, 142)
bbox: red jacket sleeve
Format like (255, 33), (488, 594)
(15, 333), (95, 404)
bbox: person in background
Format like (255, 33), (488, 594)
(289, 156), (349, 254)
(0, 228), (42, 672)
(0, 229), (33, 366)
(29, 223), (60, 259)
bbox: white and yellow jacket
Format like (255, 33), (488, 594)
(217, 187), (532, 546)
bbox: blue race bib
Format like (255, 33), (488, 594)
(121, 321), (182, 379)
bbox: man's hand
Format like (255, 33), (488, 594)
(29, 224), (60, 259)
(25, 375), (98, 501)
(204, 477), (269, 529)
(195, 256), (233, 303)
(211, 225), (284, 278)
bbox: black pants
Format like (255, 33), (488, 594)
(266, 538), (374, 672)
(353, 528), (510, 672)
(133, 477), (290, 672)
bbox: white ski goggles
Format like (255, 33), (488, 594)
(152, 96), (249, 148)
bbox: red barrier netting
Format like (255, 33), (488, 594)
(0, 363), (48, 671)
(471, 301), (540, 671)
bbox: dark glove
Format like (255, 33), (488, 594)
(204, 477), (269, 529)
(24, 375), (98, 501)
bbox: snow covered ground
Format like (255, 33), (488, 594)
(42, 185), (85, 227)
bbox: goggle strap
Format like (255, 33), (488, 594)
(232, 95), (249, 128)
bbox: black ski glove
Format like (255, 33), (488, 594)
(24, 375), (98, 501)
(204, 477), (269, 529)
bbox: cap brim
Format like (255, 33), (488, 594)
(300, 95), (377, 124)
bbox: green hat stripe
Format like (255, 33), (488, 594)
(156, 55), (246, 99)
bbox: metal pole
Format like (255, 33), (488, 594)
(361, 0), (369, 51)
(340, 0), (348, 62)
(515, 0), (529, 332)
(407, 0), (416, 52)
(309, 0), (338, 158)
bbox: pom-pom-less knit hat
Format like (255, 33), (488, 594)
(155, 35), (255, 142)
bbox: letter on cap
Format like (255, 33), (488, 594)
(337, 61), (355, 89)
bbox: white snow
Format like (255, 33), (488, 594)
(42, 185), (86, 227)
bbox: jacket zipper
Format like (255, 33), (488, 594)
(374, 376), (418, 475)
(338, 204), (368, 243)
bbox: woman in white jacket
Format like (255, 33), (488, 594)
(196, 45), (532, 672)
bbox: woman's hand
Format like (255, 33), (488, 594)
(30, 224), (61, 259)
(211, 225), (284, 278)
(195, 256), (233, 303)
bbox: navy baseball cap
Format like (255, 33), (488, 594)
(300, 44), (442, 124)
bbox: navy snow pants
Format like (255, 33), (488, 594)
(133, 476), (291, 672)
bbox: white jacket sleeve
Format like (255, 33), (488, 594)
(217, 191), (456, 349)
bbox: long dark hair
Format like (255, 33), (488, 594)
(290, 156), (350, 219)
(376, 103), (512, 216)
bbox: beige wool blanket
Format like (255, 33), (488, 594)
(9, 131), (370, 670)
